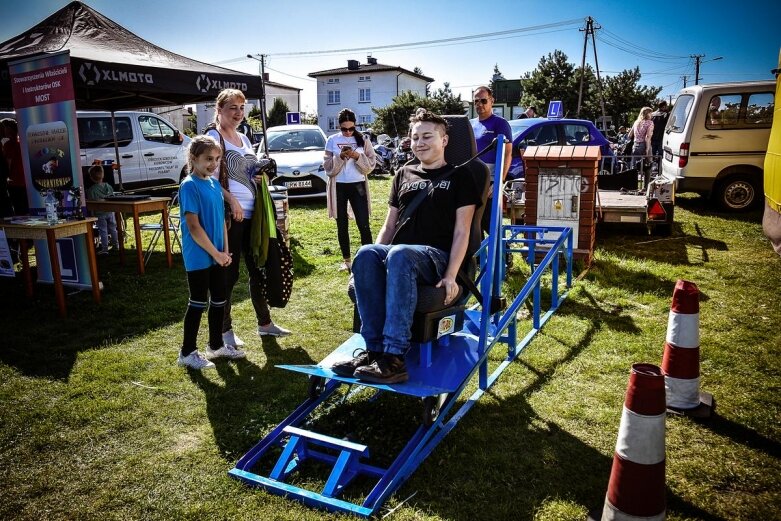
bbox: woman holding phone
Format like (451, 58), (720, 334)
(324, 108), (377, 272)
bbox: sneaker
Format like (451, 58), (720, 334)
(257, 322), (291, 337)
(353, 354), (408, 384)
(222, 329), (245, 348)
(205, 344), (246, 360)
(97, 250), (109, 256)
(177, 350), (215, 370)
(331, 349), (377, 377)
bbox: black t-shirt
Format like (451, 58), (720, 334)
(651, 110), (668, 141)
(389, 163), (481, 252)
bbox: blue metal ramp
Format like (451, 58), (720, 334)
(230, 135), (576, 517)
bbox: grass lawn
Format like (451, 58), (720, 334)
(0, 177), (779, 520)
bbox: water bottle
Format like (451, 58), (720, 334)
(45, 190), (58, 225)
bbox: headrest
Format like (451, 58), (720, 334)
(442, 115), (478, 164)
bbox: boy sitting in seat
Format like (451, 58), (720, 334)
(331, 108), (482, 384)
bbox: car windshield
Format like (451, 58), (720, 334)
(261, 129), (326, 152)
(667, 94), (694, 133)
(508, 119), (536, 140)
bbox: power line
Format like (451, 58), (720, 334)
(263, 19), (582, 57)
(598, 27), (688, 60)
(264, 65), (316, 82)
(266, 27), (575, 60)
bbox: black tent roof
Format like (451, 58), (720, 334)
(0, 1), (263, 110)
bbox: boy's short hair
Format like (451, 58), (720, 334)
(88, 165), (104, 182)
(409, 107), (449, 135)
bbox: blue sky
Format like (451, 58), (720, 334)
(2, 0), (779, 113)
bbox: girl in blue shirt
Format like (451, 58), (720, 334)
(177, 136), (242, 369)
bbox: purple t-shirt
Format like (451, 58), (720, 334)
(471, 114), (512, 164)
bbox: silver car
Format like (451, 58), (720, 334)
(258, 124), (327, 199)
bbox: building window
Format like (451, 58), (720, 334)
(328, 90), (340, 105)
(359, 88), (371, 103)
(358, 75), (371, 82)
(327, 78), (340, 84)
(327, 117), (337, 131)
(358, 115), (374, 127)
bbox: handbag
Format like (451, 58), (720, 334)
(262, 227), (293, 308)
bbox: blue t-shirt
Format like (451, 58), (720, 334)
(471, 114), (512, 164)
(179, 174), (225, 272)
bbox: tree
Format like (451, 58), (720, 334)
(266, 98), (290, 127)
(520, 50), (589, 119)
(431, 82), (466, 115)
(489, 63), (505, 94)
(372, 86), (465, 137)
(519, 50), (661, 127)
(601, 67), (662, 128)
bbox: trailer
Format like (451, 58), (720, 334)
(505, 156), (675, 235)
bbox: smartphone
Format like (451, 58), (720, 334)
(340, 145), (352, 153)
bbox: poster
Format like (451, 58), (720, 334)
(8, 50), (92, 288)
(0, 230), (14, 278)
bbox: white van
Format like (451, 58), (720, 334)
(661, 80), (775, 211)
(76, 111), (190, 190)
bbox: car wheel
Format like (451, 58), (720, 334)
(179, 166), (187, 182)
(714, 174), (759, 212)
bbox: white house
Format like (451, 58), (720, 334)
(195, 79), (301, 133)
(308, 56), (433, 136)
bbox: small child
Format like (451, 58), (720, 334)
(85, 165), (119, 255)
(177, 135), (242, 370)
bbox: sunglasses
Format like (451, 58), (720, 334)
(474, 98), (490, 105)
(340, 126), (356, 133)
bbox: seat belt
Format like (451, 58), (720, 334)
(392, 138), (499, 311)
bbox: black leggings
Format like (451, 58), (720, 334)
(336, 181), (372, 259)
(223, 217), (271, 332)
(182, 265), (227, 355)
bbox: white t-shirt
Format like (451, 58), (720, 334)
(206, 129), (257, 218)
(325, 133), (366, 183)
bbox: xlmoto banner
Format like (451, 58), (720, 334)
(8, 50), (92, 288)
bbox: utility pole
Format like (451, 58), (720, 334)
(691, 54), (723, 85)
(577, 18), (590, 117)
(247, 53), (270, 157)
(589, 19), (607, 126)
(681, 75), (688, 88)
(691, 54), (704, 85)
(576, 17), (606, 126)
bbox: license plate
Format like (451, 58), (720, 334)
(285, 180), (312, 189)
(664, 150), (672, 162)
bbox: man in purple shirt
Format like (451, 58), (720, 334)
(470, 85), (512, 234)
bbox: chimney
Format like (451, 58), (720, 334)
(367, 56), (377, 65)
(347, 59), (360, 70)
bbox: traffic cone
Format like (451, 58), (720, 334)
(661, 280), (714, 418)
(589, 363), (666, 521)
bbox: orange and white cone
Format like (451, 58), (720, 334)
(661, 280), (714, 417)
(594, 363), (666, 521)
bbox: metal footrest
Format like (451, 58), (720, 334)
(271, 426), (371, 498)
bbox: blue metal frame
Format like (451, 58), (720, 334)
(229, 135), (575, 517)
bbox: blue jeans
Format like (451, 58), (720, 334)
(353, 244), (449, 356)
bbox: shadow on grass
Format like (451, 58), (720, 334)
(211, 287), (723, 519)
(0, 253), (192, 380)
(675, 194), (764, 224)
(555, 287), (642, 335)
(188, 335), (316, 460)
(698, 413), (781, 461)
(400, 295), (726, 520)
(596, 222), (729, 267)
